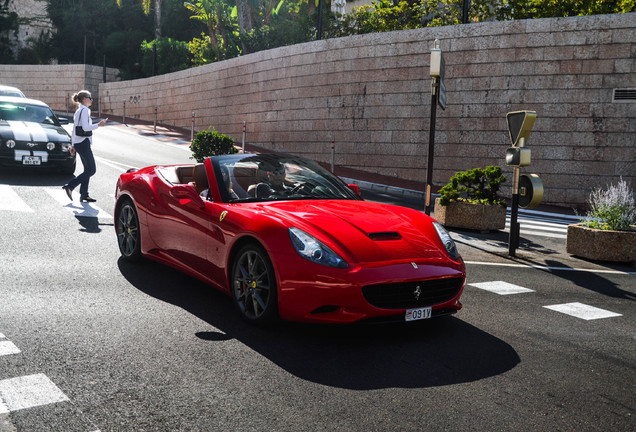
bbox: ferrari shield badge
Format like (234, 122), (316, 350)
(219, 211), (228, 222)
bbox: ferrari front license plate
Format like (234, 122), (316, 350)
(405, 306), (432, 322)
(22, 156), (41, 165)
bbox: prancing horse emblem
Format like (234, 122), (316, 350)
(413, 285), (422, 301)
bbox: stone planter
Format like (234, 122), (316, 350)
(566, 223), (636, 263)
(433, 198), (507, 232)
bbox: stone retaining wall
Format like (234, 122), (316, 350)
(0, 64), (118, 113)
(2, 13), (634, 207)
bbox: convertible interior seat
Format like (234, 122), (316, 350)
(176, 166), (195, 184)
(193, 163), (208, 195)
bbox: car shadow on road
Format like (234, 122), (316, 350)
(118, 257), (520, 390)
(0, 167), (73, 186)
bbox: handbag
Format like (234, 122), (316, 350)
(75, 108), (92, 137)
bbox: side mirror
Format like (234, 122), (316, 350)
(170, 185), (205, 208)
(56, 116), (69, 125)
(348, 184), (362, 197)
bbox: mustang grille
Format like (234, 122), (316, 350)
(362, 277), (463, 309)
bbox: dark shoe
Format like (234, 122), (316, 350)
(62, 185), (73, 201)
(80, 196), (96, 203)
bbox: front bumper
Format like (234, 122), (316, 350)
(273, 254), (466, 324)
(0, 149), (75, 169)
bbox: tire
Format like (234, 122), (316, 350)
(230, 244), (278, 323)
(116, 199), (142, 262)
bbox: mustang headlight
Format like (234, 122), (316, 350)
(433, 221), (460, 261)
(6, 139), (15, 149)
(46, 142), (55, 151)
(289, 227), (348, 268)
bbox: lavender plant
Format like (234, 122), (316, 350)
(582, 178), (635, 231)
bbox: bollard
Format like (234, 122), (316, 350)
(331, 141), (335, 172)
(191, 112), (195, 141)
(242, 121), (246, 153)
(123, 101), (126, 125)
(154, 106), (157, 133)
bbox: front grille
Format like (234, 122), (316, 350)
(362, 277), (463, 309)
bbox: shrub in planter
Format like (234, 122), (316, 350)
(567, 178), (636, 263)
(434, 166), (507, 231)
(579, 178), (635, 231)
(438, 166), (507, 207)
(190, 128), (238, 162)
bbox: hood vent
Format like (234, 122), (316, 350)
(368, 231), (402, 241)
(613, 88), (636, 103)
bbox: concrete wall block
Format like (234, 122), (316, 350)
(613, 58), (636, 74)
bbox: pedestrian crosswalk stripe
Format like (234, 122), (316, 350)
(505, 217), (568, 239)
(0, 341), (21, 357)
(0, 184), (34, 213)
(544, 302), (622, 320)
(468, 281), (535, 295)
(0, 374), (69, 414)
(45, 188), (112, 219)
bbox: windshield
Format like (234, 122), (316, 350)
(0, 102), (60, 125)
(211, 153), (362, 203)
(0, 90), (25, 98)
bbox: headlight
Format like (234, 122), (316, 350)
(61, 143), (72, 152)
(432, 221), (460, 261)
(6, 139), (15, 149)
(47, 142), (55, 151)
(289, 227), (348, 268)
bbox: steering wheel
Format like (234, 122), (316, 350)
(289, 182), (314, 195)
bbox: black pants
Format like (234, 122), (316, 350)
(66, 139), (96, 198)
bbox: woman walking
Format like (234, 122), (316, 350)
(62, 90), (107, 202)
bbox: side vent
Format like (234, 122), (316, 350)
(613, 88), (636, 103)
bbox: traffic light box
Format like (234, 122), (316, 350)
(505, 111), (536, 167)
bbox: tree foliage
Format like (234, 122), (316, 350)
(141, 37), (192, 75)
(0, 0), (19, 63)
(12, 0), (631, 77)
(334, 0), (635, 37)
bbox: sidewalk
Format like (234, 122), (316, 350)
(107, 117), (634, 274)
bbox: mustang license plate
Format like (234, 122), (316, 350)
(405, 306), (432, 322)
(22, 156), (41, 166)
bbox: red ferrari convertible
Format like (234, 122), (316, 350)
(115, 153), (465, 324)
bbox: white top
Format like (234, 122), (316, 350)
(71, 105), (99, 145)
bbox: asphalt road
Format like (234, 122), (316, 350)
(0, 123), (634, 431)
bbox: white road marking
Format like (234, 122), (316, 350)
(468, 281), (535, 295)
(0, 184), (34, 212)
(543, 302), (623, 320)
(505, 218), (568, 239)
(0, 341), (21, 357)
(94, 156), (132, 173)
(45, 188), (112, 218)
(0, 374), (69, 414)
